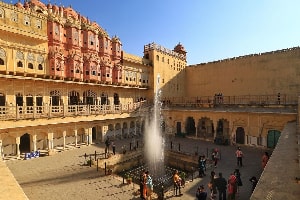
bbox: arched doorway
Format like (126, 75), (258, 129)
(236, 127), (245, 144)
(176, 122), (181, 135)
(267, 130), (281, 148)
(20, 133), (30, 153)
(197, 117), (214, 139)
(215, 119), (230, 144)
(92, 127), (97, 141)
(185, 117), (195, 135)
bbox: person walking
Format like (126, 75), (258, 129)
(234, 169), (243, 194)
(261, 152), (269, 169)
(196, 185), (208, 200)
(215, 172), (227, 200)
(235, 147), (243, 167)
(227, 173), (237, 200)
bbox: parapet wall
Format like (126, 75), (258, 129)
(250, 121), (300, 200)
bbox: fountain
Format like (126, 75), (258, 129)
(144, 74), (165, 178)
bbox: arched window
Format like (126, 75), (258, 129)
(156, 55), (159, 61)
(38, 64), (43, 70)
(28, 63), (33, 69)
(0, 58), (4, 65)
(17, 61), (23, 67)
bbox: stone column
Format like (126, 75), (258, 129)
(85, 128), (89, 145)
(48, 132), (53, 150)
(32, 134), (37, 152)
(88, 128), (92, 145)
(102, 125), (108, 142)
(74, 129), (78, 147)
(16, 137), (20, 158)
(63, 131), (66, 150)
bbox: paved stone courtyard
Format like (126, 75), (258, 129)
(5, 137), (265, 200)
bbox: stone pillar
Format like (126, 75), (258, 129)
(48, 132), (53, 150)
(63, 131), (66, 150)
(16, 137), (20, 158)
(102, 125), (108, 142)
(85, 128), (89, 145)
(32, 134), (37, 152)
(88, 128), (92, 145)
(74, 129), (78, 147)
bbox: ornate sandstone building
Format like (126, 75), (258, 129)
(0, 0), (299, 160)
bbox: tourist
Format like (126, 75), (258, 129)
(139, 171), (146, 200)
(208, 171), (217, 199)
(227, 173), (237, 200)
(112, 142), (116, 155)
(105, 137), (111, 153)
(234, 169), (242, 194)
(235, 147), (243, 167)
(212, 148), (219, 168)
(145, 171), (153, 200)
(215, 172), (227, 200)
(173, 170), (182, 196)
(249, 176), (258, 193)
(196, 185), (207, 200)
(198, 155), (206, 177)
(261, 152), (269, 169)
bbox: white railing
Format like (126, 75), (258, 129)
(0, 101), (150, 121)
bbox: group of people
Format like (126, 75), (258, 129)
(139, 171), (153, 200)
(197, 169), (243, 200)
(195, 146), (270, 200)
(105, 137), (116, 155)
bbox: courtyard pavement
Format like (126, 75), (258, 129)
(4, 136), (265, 200)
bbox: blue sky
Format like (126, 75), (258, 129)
(5, 0), (300, 65)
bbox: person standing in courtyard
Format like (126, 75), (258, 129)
(235, 147), (243, 167)
(249, 176), (258, 193)
(261, 152), (269, 169)
(105, 137), (111, 154)
(227, 173), (237, 200)
(196, 185), (208, 200)
(212, 148), (219, 168)
(173, 170), (182, 196)
(145, 171), (153, 200)
(208, 171), (217, 199)
(234, 169), (242, 194)
(215, 172), (227, 200)
(112, 141), (116, 155)
(198, 155), (206, 177)
(139, 171), (146, 200)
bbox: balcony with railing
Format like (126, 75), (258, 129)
(0, 101), (149, 121)
(161, 94), (298, 112)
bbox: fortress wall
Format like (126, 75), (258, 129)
(186, 48), (300, 97)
